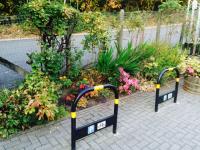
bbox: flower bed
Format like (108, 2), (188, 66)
(0, 0), (187, 139)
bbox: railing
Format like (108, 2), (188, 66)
(0, 16), (24, 25)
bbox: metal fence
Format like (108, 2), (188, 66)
(0, 16), (24, 25)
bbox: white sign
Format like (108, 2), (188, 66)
(163, 95), (167, 101)
(168, 93), (173, 99)
(97, 121), (106, 130)
(88, 125), (95, 134)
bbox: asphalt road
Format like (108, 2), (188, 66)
(0, 39), (40, 88)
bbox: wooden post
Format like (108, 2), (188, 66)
(193, 5), (200, 55)
(117, 9), (125, 49)
(156, 12), (161, 43)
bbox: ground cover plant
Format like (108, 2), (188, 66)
(140, 43), (185, 81)
(0, 71), (66, 138)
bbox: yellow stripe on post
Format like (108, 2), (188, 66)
(156, 84), (160, 89)
(94, 85), (104, 91)
(71, 112), (76, 118)
(176, 78), (180, 82)
(115, 99), (119, 105)
(168, 68), (174, 71)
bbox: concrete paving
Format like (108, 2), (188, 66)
(0, 84), (200, 150)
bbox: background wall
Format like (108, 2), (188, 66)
(0, 24), (183, 88)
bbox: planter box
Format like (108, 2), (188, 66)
(183, 76), (200, 94)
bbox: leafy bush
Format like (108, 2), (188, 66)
(97, 43), (155, 85)
(0, 89), (21, 138)
(22, 71), (63, 121)
(141, 43), (185, 81)
(116, 43), (155, 75)
(0, 71), (66, 138)
(28, 46), (64, 79)
(159, 0), (183, 13)
(21, 0), (79, 46)
(81, 12), (111, 51)
(21, 0), (80, 73)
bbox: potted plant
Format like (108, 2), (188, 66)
(179, 56), (200, 94)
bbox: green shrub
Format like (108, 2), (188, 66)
(21, 0), (79, 45)
(97, 43), (155, 85)
(21, 0), (80, 74)
(115, 43), (155, 75)
(141, 43), (185, 81)
(0, 71), (66, 138)
(159, 0), (183, 13)
(28, 46), (64, 79)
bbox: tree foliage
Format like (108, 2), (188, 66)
(20, 0), (79, 48)
(21, 0), (80, 75)
(0, 0), (188, 15)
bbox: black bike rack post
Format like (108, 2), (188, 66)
(155, 67), (180, 112)
(71, 84), (119, 150)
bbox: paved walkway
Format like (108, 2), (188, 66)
(0, 85), (200, 150)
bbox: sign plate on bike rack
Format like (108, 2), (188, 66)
(70, 84), (119, 150)
(155, 67), (180, 112)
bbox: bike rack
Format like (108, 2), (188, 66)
(155, 67), (180, 112)
(71, 84), (119, 150)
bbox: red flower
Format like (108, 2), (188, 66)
(80, 84), (86, 89)
(66, 96), (72, 101)
(65, 94), (75, 101)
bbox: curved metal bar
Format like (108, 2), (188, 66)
(155, 67), (180, 112)
(157, 67), (180, 84)
(71, 87), (94, 112)
(71, 84), (119, 112)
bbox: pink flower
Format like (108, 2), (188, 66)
(119, 86), (123, 91)
(118, 67), (140, 94)
(187, 67), (194, 75)
(127, 90), (132, 95)
(123, 84), (129, 91)
(123, 77), (129, 83)
(119, 67), (130, 78)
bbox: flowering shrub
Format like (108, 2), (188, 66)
(64, 78), (99, 108)
(118, 67), (140, 95)
(0, 71), (66, 138)
(62, 69), (105, 108)
(178, 57), (200, 78)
